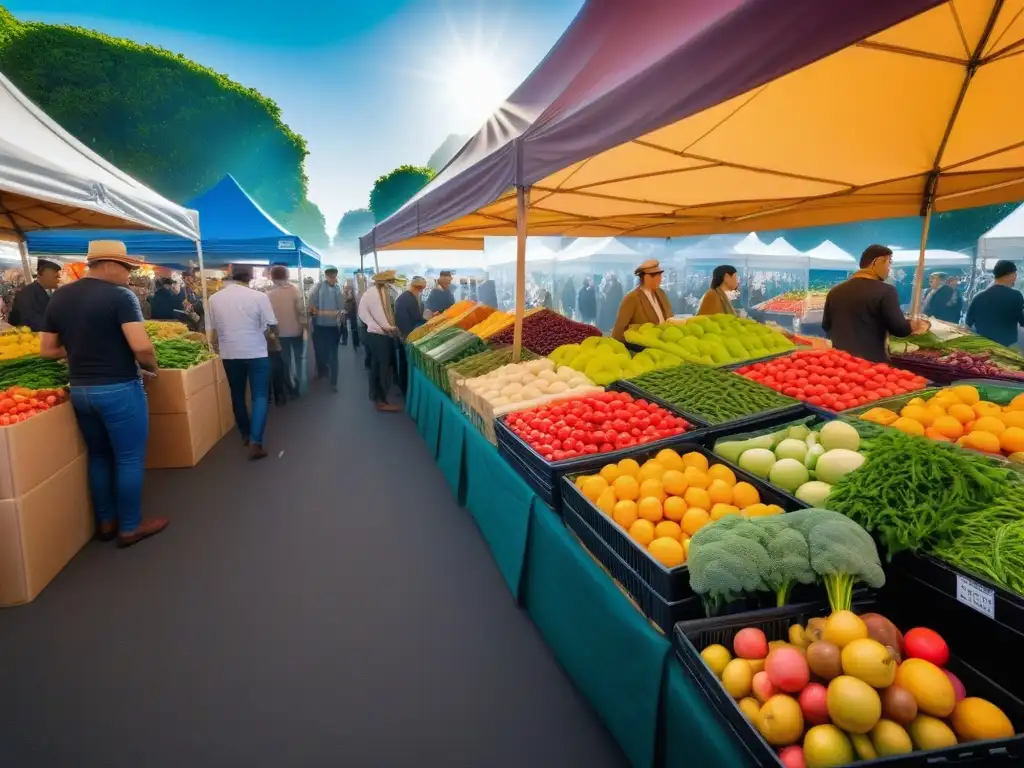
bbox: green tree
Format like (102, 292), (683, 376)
(283, 199), (329, 249)
(334, 208), (375, 247)
(427, 134), (468, 172)
(369, 165), (435, 223)
(0, 6), (313, 223)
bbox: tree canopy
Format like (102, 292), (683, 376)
(283, 199), (329, 249)
(427, 134), (468, 172)
(0, 5), (328, 246)
(368, 165), (435, 223)
(334, 208), (375, 248)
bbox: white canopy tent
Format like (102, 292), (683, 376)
(891, 248), (972, 268)
(978, 203), (1024, 263)
(806, 240), (856, 271)
(487, 238), (558, 266)
(554, 236), (641, 264)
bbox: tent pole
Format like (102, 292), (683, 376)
(195, 238), (212, 347)
(512, 185), (529, 361)
(909, 204), (934, 319)
(373, 249), (379, 273)
(17, 238), (31, 285)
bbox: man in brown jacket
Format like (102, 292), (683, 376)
(611, 259), (673, 340)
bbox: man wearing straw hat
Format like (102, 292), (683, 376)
(357, 270), (401, 411)
(41, 241), (168, 548)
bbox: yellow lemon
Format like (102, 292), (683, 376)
(951, 385), (980, 406)
(972, 416), (1006, 436)
(900, 405), (934, 427)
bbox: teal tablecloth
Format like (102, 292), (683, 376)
(407, 365), (746, 768)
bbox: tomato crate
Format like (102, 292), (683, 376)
(560, 443), (807, 604)
(673, 596), (1024, 768)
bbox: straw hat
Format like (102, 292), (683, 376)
(634, 258), (664, 277)
(410, 276), (427, 288)
(86, 240), (144, 269)
(374, 270), (397, 283)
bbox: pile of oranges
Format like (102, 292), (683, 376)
(860, 384), (1024, 460)
(573, 447), (783, 568)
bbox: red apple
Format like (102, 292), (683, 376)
(798, 683), (830, 726)
(779, 745), (806, 768)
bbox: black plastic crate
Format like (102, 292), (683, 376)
(723, 350), (800, 371)
(498, 440), (557, 511)
(610, 378), (806, 432)
(560, 443), (807, 604)
(674, 597), (1024, 768)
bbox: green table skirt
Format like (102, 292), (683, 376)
(406, 366), (753, 768)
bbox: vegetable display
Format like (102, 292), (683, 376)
(628, 364), (800, 425)
(487, 309), (601, 356)
(859, 384), (1024, 460)
(754, 290), (828, 315)
(406, 299), (477, 343)
(737, 349), (928, 412)
(0, 355), (69, 390)
(153, 338), (212, 369)
(891, 349), (1024, 383)
(467, 307), (543, 339)
(572, 447), (782, 568)
(550, 337), (686, 384)
(505, 390), (690, 462)
(695, 608), (1017, 765)
(446, 347), (538, 381)
(0, 386), (68, 426)
(144, 320), (189, 340)
(464, 357), (602, 417)
(891, 320), (1024, 375)
(0, 327), (41, 361)
(625, 314), (794, 366)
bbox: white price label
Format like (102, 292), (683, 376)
(956, 574), (995, 619)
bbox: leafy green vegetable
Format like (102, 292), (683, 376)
(687, 517), (770, 615)
(154, 338), (211, 369)
(0, 355), (68, 389)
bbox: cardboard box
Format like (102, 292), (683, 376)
(217, 376), (235, 438)
(0, 453), (93, 607)
(0, 402), (85, 500)
(144, 359), (216, 414)
(214, 357), (226, 384)
(146, 382), (221, 468)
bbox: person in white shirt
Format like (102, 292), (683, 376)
(357, 270), (400, 412)
(208, 265), (278, 459)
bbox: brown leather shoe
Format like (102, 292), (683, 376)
(95, 521), (117, 542)
(249, 443), (268, 460)
(375, 402), (400, 412)
(117, 518), (169, 549)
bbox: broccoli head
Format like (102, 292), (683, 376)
(800, 509), (885, 612)
(762, 526), (816, 607)
(688, 519), (770, 615)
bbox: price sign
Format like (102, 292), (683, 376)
(956, 573), (995, 619)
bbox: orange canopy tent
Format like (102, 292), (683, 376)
(362, 0), (1024, 352)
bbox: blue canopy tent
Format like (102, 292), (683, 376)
(24, 174), (322, 269)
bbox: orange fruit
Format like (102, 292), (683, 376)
(1009, 393), (1024, 412)
(707, 479), (734, 505)
(681, 451), (710, 472)
(999, 411), (1024, 429)
(683, 486), (711, 511)
(707, 464), (737, 486)
(655, 448), (685, 471)
(932, 415), (964, 439)
(629, 519), (655, 547)
(972, 416), (1006, 436)
(951, 385), (980, 406)
(927, 404), (947, 422)
(574, 475), (590, 489)
(681, 507), (710, 535)
(598, 464), (622, 484)
(648, 537), (685, 567)
(963, 430), (1002, 454)
(901, 404), (934, 427)
(661, 469), (688, 496)
(1001, 427), (1024, 454)
(947, 403), (976, 424)
(639, 478), (666, 501)
(732, 481), (761, 508)
(638, 461), (666, 482)
(891, 417), (925, 436)
(612, 500), (638, 529)
(655, 520), (682, 540)
(907, 397), (928, 408)
(973, 401), (1002, 419)
(925, 427), (952, 443)
(710, 503), (741, 520)
(683, 467), (711, 489)
(742, 503), (771, 517)
(596, 488), (617, 515)
(765, 504), (785, 516)
(581, 476), (609, 502)
(613, 474), (640, 501)
(637, 496), (664, 522)
(617, 458), (641, 476)
(663, 496), (687, 522)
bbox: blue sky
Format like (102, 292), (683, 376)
(6, 0), (582, 232)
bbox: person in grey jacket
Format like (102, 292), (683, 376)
(394, 276), (427, 395)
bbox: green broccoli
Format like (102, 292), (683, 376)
(795, 509), (885, 612)
(762, 527), (816, 606)
(688, 518), (770, 615)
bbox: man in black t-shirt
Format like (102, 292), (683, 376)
(42, 241), (169, 548)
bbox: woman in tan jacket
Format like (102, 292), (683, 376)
(611, 260), (674, 341)
(697, 264), (740, 316)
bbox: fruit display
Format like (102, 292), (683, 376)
(859, 384), (1024, 460)
(890, 319), (1024, 378)
(624, 314), (794, 366)
(628, 364), (800, 425)
(755, 290), (828, 316)
(572, 447), (783, 568)
(0, 386), (68, 426)
(714, 420), (869, 506)
(737, 350), (928, 412)
(891, 349), (1024, 383)
(693, 607), (1018, 767)
(0, 327), (41, 361)
(504, 390), (690, 462)
(487, 309), (601, 356)
(464, 357), (602, 418)
(548, 337), (684, 385)
(406, 299), (478, 342)
(687, 509), (884, 613)
(144, 320), (189, 340)
(153, 338), (213, 370)
(0, 355), (69, 390)
(467, 307), (543, 339)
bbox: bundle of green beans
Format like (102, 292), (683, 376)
(446, 347), (538, 379)
(628, 364), (799, 425)
(154, 338), (212, 369)
(0, 356), (69, 390)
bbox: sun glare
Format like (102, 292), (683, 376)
(440, 50), (510, 129)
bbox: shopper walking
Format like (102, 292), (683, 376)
(394, 276), (427, 396)
(358, 270), (400, 412)
(308, 265), (344, 391)
(208, 264), (278, 460)
(265, 265), (304, 398)
(344, 282), (359, 350)
(578, 278), (597, 325)
(10, 258), (61, 331)
(40, 241), (167, 548)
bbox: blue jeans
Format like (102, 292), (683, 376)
(280, 335), (303, 396)
(312, 324), (341, 386)
(70, 380), (149, 534)
(222, 357), (271, 445)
